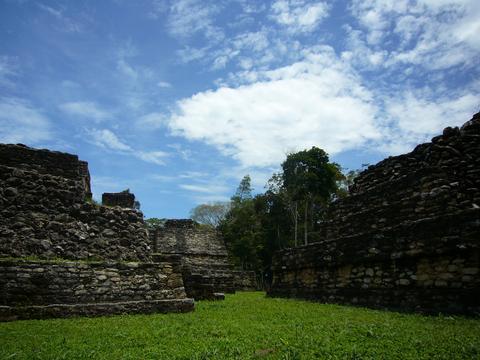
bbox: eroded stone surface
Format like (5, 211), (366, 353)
(152, 220), (257, 299)
(152, 220), (235, 299)
(0, 144), (193, 320)
(269, 113), (480, 315)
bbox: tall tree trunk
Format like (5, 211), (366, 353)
(304, 199), (308, 245)
(294, 201), (298, 247)
(311, 200), (315, 232)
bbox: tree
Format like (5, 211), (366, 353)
(190, 202), (230, 227)
(218, 175), (258, 270)
(231, 175), (253, 204)
(266, 172), (299, 247)
(281, 147), (338, 245)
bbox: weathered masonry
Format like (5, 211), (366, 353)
(0, 144), (194, 321)
(269, 113), (480, 315)
(151, 220), (256, 299)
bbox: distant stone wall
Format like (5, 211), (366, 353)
(152, 220), (236, 299)
(153, 219), (229, 255)
(0, 144), (193, 320)
(232, 270), (258, 291)
(269, 113), (480, 315)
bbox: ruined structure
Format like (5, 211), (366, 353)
(151, 220), (257, 299)
(0, 144), (194, 320)
(269, 113), (480, 314)
(102, 190), (136, 209)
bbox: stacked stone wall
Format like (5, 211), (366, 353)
(269, 113), (480, 314)
(102, 191), (136, 209)
(0, 259), (185, 305)
(0, 144), (193, 320)
(0, 144), (81, 179)
(232, 270), (258, 290)
(0, 164), (151, 262)
(152, 220), (238, 299)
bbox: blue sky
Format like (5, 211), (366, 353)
(1, 0), (479, 219)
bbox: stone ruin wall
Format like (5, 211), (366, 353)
(269, 113), (480, 314)
(102, 191), (136, 209)
(152, 220), (257, 299)
(0, 144), (193, 320)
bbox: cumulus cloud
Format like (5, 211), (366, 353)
(378, 91), (479, 154)
(348, 0), (480, 70)
(87, 128), (169, 165)
(168, 47), (381, 168)
(0, 97), (51, 144)
(59, 101), (111, 122)
(271, 0), (330, 33)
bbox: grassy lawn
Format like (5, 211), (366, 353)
(0, 292), (479, 359)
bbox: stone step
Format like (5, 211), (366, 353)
(0, 298), (194, 321)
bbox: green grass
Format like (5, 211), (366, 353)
(0, 292), (479, 359)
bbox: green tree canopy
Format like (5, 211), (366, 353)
(231, 175), (253, 204)
(281, 147), (339, 245)
(281, 146), (338, 202)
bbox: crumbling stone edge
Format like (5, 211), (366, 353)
(0, 299), (195, 321)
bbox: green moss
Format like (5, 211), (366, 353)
(0, 292), (479, 359)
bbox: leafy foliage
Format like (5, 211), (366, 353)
(220, 147), (344, 277)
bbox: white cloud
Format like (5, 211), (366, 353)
(348, 0), (480, 70)
(88, 129), (132, 151)
(168, 47), (381, 168)
(0, 55), (18, 87)
(87, 128), (169, 165)
(378, 90), (478, 154)
(136, 150), (169, 165)
(117, 59), (138, 80)
(37, 3), (83, 33)
(0, 97), (51, 144)
(167, 143), (193, 160)
(136, 112), (167, 129)
(157, 81), (172, 88)
(388, 93), (477, 134)
(176, 46), (209, 64)
(179, 183), (229, 194)
(271, 0), (330, 33)
(191, 194), (231, 204)
(233, 31), (270, 52)
(178, 171), (209, 179)
(59, 101), (111, 122)
(166, 0), (224, 42)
